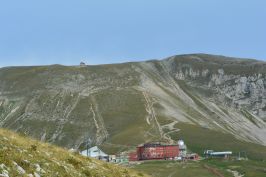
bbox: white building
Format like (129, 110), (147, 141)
(178, 140), (187, 157)
(204, 150), (232, 158)
(80, 146), (108, 159)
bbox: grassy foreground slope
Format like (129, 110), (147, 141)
(0, 129), (148, 177)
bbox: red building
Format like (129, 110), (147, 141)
(136, 142), (179, 160)
(128, 152), (138, 161)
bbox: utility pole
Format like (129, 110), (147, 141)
(86, 137), (91, 157)
(86, 140), (89, 157)
(243, 151), (247, 160)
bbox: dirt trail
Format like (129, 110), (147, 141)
(143, 91), (174, 144)
(90, 96), (109, 144)
(203, 164), (224, 177)
(227, 169), (244, 177)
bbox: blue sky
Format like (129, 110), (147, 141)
(0, 0), (265, 67)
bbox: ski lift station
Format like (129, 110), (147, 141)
(204, 150), (232, 158)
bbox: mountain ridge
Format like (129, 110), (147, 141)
(1, 53), (265, 69)
(0, 53), (266, 158)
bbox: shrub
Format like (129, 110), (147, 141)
(137, 172), (144, 176)
(82, 169), (92, 177)
(30, 145), (37, 151)
(67, 156), (82, 168)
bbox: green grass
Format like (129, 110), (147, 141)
(204, 159), (266, 177)
(132, 160), (221, 177)
(169, 122), (266, 160)
(132, 159), (266, 177)
(91, 88), (162, 154)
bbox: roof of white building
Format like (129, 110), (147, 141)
(80, 146), (108, 157)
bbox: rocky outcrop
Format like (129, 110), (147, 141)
(170, 62), (266, 121)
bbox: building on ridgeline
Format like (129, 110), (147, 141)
(80, 61), (86, 67)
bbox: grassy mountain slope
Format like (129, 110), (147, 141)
(0, 128), (148, 177)
(0, 54), (266, 159)
(132, 159), (266, 177)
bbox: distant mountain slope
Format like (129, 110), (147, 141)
(0, 54), (266, 155)
(0, 128), (148, 177)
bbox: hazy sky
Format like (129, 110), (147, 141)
(0, 0), (265, 67)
